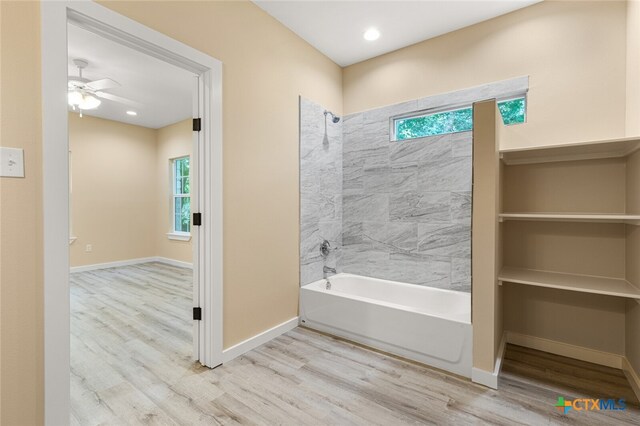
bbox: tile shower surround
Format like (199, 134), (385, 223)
(299, 76), (528, 292)
(342, 102), (472, 292)
(299, 97), (343, 285)
(300, 100), (471, 291)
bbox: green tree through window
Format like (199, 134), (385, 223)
(173, 156), (190, 233)
(497, 97), (525, 125)
(395, 97), (526, 141)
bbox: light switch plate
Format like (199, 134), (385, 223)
(0, 147), (25, 178)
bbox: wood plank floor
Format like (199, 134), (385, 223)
(71, 262), (640, 425)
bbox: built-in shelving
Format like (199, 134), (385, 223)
(500, 135), (640, 165)
(499, 213), (640, 225)
(498, 267), (640, 300)
(479, 98), (640, 385)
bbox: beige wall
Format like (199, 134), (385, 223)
(2, 0), (342, 421)
(99, 0), (343, 350)
(0, 2), (44, 425)
(471, 100), (501, 373)
(627, 300), (640, 375)
(2, 0), (637, 421)
(502, 155), (629, 356)
(628, 149), (640, 214)
(626, 150), (640, 373)
(69, 115), (193, 267)
(504, 286), (627, 354)
(342, 0), (638, 365)
(69, 114), (158, 266)
(343, 1), (627, 149)
(627, 0), (640, 135)
(627, 223), (640, 372)
(156, 119), (192, 263)
(503, 159), (627, 214)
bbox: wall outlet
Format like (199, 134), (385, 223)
(0, 147), (25, 178)
(85, 244), (92, 253)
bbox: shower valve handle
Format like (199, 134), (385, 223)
(320, 240), (332, 258)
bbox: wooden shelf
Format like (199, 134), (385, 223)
(500, 135), (640, 165)
(498, 267), (640, 300)
(499, 213), (640, 225)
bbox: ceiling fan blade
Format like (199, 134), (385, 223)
(86, 78), (121, 91)
(95, 91), (142, 108)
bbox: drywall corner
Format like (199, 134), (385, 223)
(471, 100), (501, 374)
(626, 300), (640, 388)
(627, 0), (640, 135)
(623, 354), (640, 402)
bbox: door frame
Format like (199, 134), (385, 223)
(41, 2), (224, 424)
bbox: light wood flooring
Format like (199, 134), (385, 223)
(71, 262), (640, 425)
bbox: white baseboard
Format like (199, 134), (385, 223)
(623, 357), (640, 402)
(155, 257), (193, 269)
(472, 367), (497, 389)
(494, 332), (508, 382)
(222, 317), (299, 363)
(472, 333), (507, 389)
(505, 331), (623, 369)
(70, 257), (158, 273)
(70, 256), (193, 273)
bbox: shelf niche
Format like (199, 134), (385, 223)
(494, 127), (640, 391)
(499, 213), (640, 225)
(498, 267), (640, 300)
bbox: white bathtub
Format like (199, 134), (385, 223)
(300, 273), (472, 378)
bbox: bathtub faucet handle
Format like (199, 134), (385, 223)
(320, 240), (332, 258)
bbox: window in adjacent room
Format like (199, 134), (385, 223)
(172, 156), (191, 235)
(393, 97), (526, 141)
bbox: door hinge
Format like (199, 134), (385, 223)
(193, 212), (202, 226)
(193, 118), (202, 132)
(193, 307), (202, 321)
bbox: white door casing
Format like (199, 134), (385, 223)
(41, 2), (223, 424)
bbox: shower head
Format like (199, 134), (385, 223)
(324, 110), (341, 123)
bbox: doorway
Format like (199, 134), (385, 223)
(42, 2), (223, 424)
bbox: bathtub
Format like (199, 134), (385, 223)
(300, 273), (472, 378)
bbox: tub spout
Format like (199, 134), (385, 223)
(323, 266), (336, 279)
(323, 266), (336, 290)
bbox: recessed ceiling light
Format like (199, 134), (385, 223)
(363, 27), (380, 41)
(126, 111), (137, 116)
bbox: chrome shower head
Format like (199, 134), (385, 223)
(324, 110), (340, 123)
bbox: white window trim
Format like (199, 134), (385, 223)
(167, 231), (192, 241)
(171, 156), (191, 234)
(389, 82), (529, 142)
(391, 95), (527, 142)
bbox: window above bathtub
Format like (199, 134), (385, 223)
(392, 96), (526, 142)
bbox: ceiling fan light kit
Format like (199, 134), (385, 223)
(68, 91), (101, 110)
(68, 58), (137, 116)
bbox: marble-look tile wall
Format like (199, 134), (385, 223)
(300, 77), (528, 291)
(299, 97), (343, 285)
(342, 100), (472, 291)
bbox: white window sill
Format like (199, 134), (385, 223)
(167, 232), (191, 241)
(69, 236), (78, 245)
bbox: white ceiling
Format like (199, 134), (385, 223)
(68, 24), (195, 129)
(254, 0), (542, 67)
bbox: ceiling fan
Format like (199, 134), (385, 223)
(68, 58), (140, 116)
